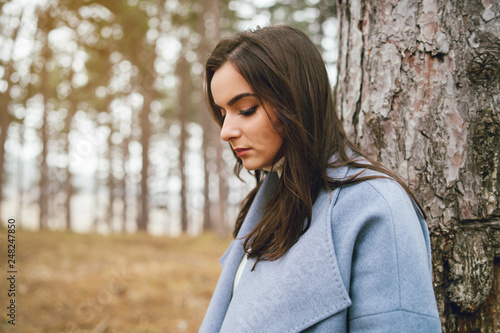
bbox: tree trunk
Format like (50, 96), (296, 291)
(106, 119), (115, 232)
(197, 0), (211, 232)
(0, 8), (25, 221)
(0, 70), (10, 221)
(136, 54), (155, 233)
(137, 90), (151, 232)
(16, 119), (25, 227)
(63, 110), (74, 231)
(200, 88), (213, 232)
(206, 0), (227, 235)
(336, 0), (500, 331)
(177, 52), (190, 234)
(63, 67), (76, 231)
(0, 78), (9, 220)
(121, 133), (130, 233)
(197, 0), (222, 232)
(38, 37), (51, 230)
(92, 149), (101, 232)
(216, 137), (227, 234)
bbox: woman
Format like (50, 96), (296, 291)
(200, 25), (441, 332)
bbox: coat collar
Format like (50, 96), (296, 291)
(200, 165), (353, 332)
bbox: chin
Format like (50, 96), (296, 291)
(242, 165), (259, 171)
(241, 161), (262, 171)
(242, 162), (274, 172)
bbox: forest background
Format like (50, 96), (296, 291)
(0, 0), (338, 236)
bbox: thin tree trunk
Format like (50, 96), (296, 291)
(177, 53), (189, 233)
(135, 0), (165, 232)
(200, 97), (212, 232)
(63, 67), (76, 231)
(137, 103), (151, 232)
(120, 135), (130, 233)
(216, 139), (227, 234)
(0, 72), (10, 220)
(63, 114), (74, 231)
(206, 0), (227, 235)
(38, 39), (50, 230)
(0, 8), (25, 221)
(106, 121), (115, 232)
(39, 105), (49, 229)
(92, 150), (101, 232)
(336, 0), (500, 331)
(136, 54), (156, 233)
(16, 119), (25, 227)
(197, 0), (215, 232)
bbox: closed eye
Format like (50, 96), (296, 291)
(239, 106), (258, 116)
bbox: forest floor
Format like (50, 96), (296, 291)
(0, 228), (231, 333)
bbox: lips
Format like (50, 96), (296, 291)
(233, 147), (251, 158)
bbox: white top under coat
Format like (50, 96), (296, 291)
(232, 253), (248, 294)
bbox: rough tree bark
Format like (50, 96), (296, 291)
(336, 0), (499, 332)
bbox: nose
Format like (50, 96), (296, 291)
(220, 115), (241, 142)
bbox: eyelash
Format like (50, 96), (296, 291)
(239, 106), (257, 116)
(220, 106), (258, 121)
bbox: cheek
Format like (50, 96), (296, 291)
(251, 122), (282, 148)
(251, 110), (284, 146)
(255, 127), (278, 144)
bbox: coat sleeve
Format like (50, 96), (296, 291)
(330, 178), (442, 332)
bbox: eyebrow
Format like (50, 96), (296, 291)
(215, 93), (257, 109)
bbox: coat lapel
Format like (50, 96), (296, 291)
(199, 172), (279, 333)
(219, 184), (351, 332)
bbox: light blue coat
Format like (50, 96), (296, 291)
(200, 164), (441, 332)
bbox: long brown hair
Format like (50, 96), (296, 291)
(205, 25), (423, 266)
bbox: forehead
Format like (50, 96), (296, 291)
(211, 62), (254, 106)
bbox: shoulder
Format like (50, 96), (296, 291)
(326, 165), (419, 229)
(323, 171), (420, 261)
(327, 173), (429, 266)
(326, 152), (418, 214)
(325, 166), (428, 264)
(320, 166), (440, 325)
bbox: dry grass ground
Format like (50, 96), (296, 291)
(0, 229), (231, 333)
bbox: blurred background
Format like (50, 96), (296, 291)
(0, 0), (338, 236)
(0, 1), (339, 331)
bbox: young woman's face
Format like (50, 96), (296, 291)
(211, 62), (283, 171)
